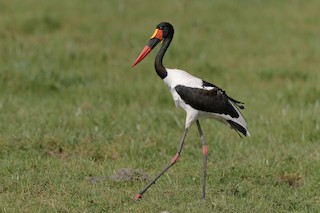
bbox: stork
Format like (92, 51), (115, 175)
(132, 22), (250, 200)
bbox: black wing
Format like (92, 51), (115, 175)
(202, 80), (245, 109)
(175, 84), (241, 118)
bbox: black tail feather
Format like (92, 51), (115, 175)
(227, 120), (247, 137)
(227, 96), (245, 109)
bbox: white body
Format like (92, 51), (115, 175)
(163, 68), (250, 136)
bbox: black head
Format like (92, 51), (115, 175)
(132, 22), (174, 67)
(155, 22), (174, 40)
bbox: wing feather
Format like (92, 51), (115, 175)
(175, 85), (240, 118)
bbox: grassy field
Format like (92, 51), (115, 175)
(1, 0), (320, 212)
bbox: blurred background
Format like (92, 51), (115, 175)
(0, 0), (319, 211)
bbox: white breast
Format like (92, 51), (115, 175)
(162, 68), (202, 109)
(163, 68), (203, 89)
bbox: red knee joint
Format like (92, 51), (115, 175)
(171, 153), (180, 163)
(135, 194), (142, 200)
(202, 145), (208, 156)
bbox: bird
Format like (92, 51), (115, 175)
(132, 22), (250, 200)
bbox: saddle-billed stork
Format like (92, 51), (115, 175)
(132, 22), (250, 200)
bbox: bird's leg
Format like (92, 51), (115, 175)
(196, 120), (208, 199)
(135, 128), (189, 200)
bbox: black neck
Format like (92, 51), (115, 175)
(154, 36), (173, 79)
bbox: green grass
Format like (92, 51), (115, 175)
(1, 0), (320, 212)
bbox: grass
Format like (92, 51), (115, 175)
(0, 0), (320, 212)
